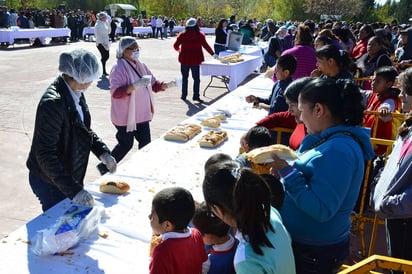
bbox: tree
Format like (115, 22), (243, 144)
(305, 0), (362, 18)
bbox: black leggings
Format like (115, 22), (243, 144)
(97, 43), (109, 74)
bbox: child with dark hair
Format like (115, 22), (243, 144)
(236, 126), (274, 174)
(203, 161), (295, 273)
(192, 201), (238, 274)
(363, 66), (401, 155)
(204, 153), (232, 172)
(149, 187), (207, 274)
(246, 54), (297, 115)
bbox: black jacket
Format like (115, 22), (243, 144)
(27, 76), (110, 198)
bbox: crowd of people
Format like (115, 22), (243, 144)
(13, 5), (412, 272)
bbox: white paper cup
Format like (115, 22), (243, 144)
(142, 75), (152, 86)
(175, 77), (182, 89)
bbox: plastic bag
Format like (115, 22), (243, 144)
(30, 205), (102, 256)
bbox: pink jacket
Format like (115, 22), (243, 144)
(109, 58), (163, 126)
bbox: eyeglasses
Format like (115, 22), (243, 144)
(126, 47), (140, 52)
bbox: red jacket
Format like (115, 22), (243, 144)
(351, 38), (369, 60)
(173, 29), (214, 66)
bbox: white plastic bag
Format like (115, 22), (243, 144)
(30, 205), (102, 256)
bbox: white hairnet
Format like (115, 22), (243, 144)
(58, 49), (102, 83)
(97, 12), (107, 20)
(116, 36), (137, 59)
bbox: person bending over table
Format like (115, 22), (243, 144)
(97, 36), (169, 174)
(269, 78), (375, 273)
(255, 77), (312, 150)
(27, 49), (116, 212)
(246, 54), (297, 115)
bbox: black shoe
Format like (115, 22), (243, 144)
(180, 96), (187, 101)
(97, 163), (109, 175)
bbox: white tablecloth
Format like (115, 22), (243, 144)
(0, 28), (71, 44)
(200, 55), (262, 91)
(0, 76), (273, 273)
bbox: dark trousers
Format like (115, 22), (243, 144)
(156, 27), (163, 39)
(97, 43), (109, 74)
(214, 44), (227, 55)
(29, 172), (67, 212)
(292, 237), (349, 274)
(110, 21), (117, 41)
(111, 122), (151, 163)
(180, 65), (200, 99)
(151, 26), (156, 37)
(386, 218), (412, 274)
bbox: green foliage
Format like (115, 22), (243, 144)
(4, 0), (412, 24)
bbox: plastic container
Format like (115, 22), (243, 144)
(30, 205), (102, 256)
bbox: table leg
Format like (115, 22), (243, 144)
(202, 76), (229, 96)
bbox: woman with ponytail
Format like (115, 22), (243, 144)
(311, 44), (354, 80)
(203, 160), (295, 273)
(269, 78), (375, 273)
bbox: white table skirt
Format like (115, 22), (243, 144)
(200, 55), (262, 91)
(0, 75), (273, 274)
(0, 28), (70, 44)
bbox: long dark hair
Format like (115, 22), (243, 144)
(299, 78), (364, 126)
(316, 44), (352, 71)
(203, 161), (274, 255)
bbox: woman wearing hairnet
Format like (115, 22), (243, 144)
(96, 36), (169, 173)
(27, 49), (116, 212)
(95, 12), (110, 76)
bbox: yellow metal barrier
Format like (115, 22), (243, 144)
(339, 254), (412, 273)
(270, 127), (294, 144)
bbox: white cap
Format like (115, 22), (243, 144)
(186, 18), (197, 27)
(58, 49), (102, 84)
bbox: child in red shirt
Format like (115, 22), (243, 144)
(363, 66), (401, 155)
(149, 187), (207, 274)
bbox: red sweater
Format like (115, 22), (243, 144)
(351, 38), (369, 60)
(256, 111), (306, 150)
(364, 92), (400, 155)
(149, 228), (207, 274)
(173, 29), (214, 66)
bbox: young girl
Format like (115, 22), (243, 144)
(202, 160), (296, 274)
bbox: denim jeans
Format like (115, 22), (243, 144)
(292, 237), (349, 274)
(386, 218), (412, 274)
(214, 44), (227, 55)
(111, 122), (151, 163)
(29, 172), (67, 212)
(180, 65), (200, 99)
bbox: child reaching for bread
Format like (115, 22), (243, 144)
(148, 187), (208, 274)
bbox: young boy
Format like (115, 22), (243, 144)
(363, 66), (401, 155)
(245, 54), (297, 115)
(236, 125), (274, 174)
(149, 187), (207, 274)
(192, 201), (238, 274)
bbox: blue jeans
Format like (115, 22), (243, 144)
(180, 65), (200, 99)
(292, 237), (349, 274)
(29, 172), (67, 212)
(111, 122), (151, 163)
(386, 218), (412, 274)
(214, 44), (227, 55)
